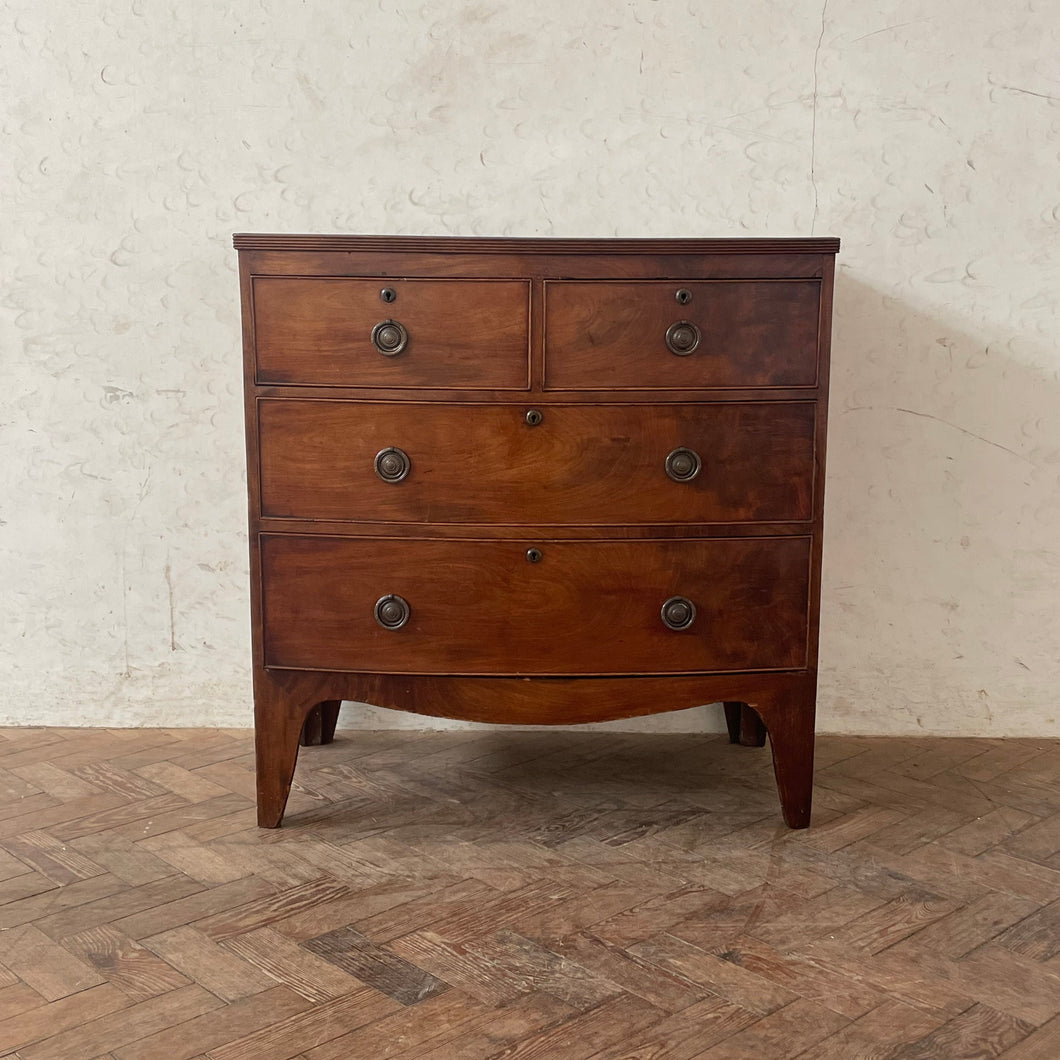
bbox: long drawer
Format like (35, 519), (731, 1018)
(260, 534), (811, 675)
(253, 277), (531, 388)
(544, 280), (821, 389)
(258, 400), (816, 525)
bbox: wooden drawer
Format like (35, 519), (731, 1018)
(258, 399), (817, 525)
(253, 277), (530, 388)
(544, 280), (821, 389)
(261, 534), (811, 675)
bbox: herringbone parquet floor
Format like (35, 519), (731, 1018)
(0, 725), (1058, 1059)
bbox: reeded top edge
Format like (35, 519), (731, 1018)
(233, 233), (840, 254)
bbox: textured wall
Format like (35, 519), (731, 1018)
(2, 1), (1058, 735)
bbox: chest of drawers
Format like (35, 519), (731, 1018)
(235, 234), (839, 829)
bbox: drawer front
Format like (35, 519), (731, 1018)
(253, 277), (530, 388)
(258, 400), (816, 525)
(544, 280), (820, 389)
(261, 535), (810, 675)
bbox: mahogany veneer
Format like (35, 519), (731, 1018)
(235, 234), (839, 828)
(260, 535), (812, 676)
(257, 400), (817, 525)
(543, 279), (822, 389)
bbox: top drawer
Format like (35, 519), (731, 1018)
(253, 277), (531, 389)
(544, 280), (821, 390)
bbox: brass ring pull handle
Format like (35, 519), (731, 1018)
(661, 596), (696, 631)
(371, 319), (408, 356)
(374, 447), (411, 483)
(665, 447), (702, 482)
(375, 594), (410, 630)
(665, 320), (701, 356)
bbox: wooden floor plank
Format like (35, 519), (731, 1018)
(0, 874), (128, 933)
(936, 806), (1040, 857)
(549, 930), (709, 1013)
(112, 876), (278, 941)
(0, 845), (33, 883)
(204, 987), (400, 1060)
(10, 762), (104, 801)
(142, 925), (277, 1002)
(133, 762), (233, 804)
(0, 792), (128, 839)
(396, 991), (576, 1060)
(0, 870), (58, 909)
(62, 923), (193, 1000)
(351, 878), (501, 943)
(387, 929), (528, 1006)
(220, 926), (367, 1002)
(0, 829), (110, 885)
(819, 892), (962, 954)
(33, 874), (205, 940)
(890, 890), (1042, 960)
(683, 933), (884, 1019)
(0, 983), (128, 1055)
(587, 886), (733, 947)
(193, 879), (353, 941)
(298, 989), (489, 1060)
(0, 923), (106, 1000)
(0, 792), (63, 827)
(136, 829), (255, 886)
(997, 1013), (1060, 1059)
(67, 831), (182, 887)
(49, 795), (192, 842)
(0, 982), (46, 1023)
(890, 1003), (1035, 1059)
(462, 929), (620, 1009)
(1002, 812), (1060, 865)
(584, 996), (759, 1060)
(690, 997), (849, 1059)
(70, 762), (169, 801)
(17, 984), (222, 1060)
(301, 926), (449, 1006)
(627, 933), (799, 1015)
(475, 993), (664, 1060)
(797, 1000), (944, 1059)
(110, 985), (311, 1060)
(108, 794), (253, 844)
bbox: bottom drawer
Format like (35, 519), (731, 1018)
(261, 534), (810, 676)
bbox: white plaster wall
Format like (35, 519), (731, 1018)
(2, 1), (1058, 736)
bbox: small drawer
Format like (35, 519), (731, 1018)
(261, 534), (811, 675)
(253, 277), (530, 389)
(258, 399), (817, 525)
(544, 280), (821, 389)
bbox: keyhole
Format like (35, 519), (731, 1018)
(676, 288), (692, 305)
(380, 287), (396, 303)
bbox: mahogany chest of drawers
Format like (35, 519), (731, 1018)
(235, 234), (839, 829)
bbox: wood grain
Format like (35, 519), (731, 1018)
(544, 279), (821, 390)
(301, 927), (448, 1006)
(0, 726), (1056, 1058)
(253, 277), (530, 389)
(0, 923), (105, 1000)
(260, 534), (811, 675)
(241, 238), (834, 831)
(257, 399), (816, 525)
(61, 923), (192, 1001)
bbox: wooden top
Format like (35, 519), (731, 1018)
(233, 233), (841, 255)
